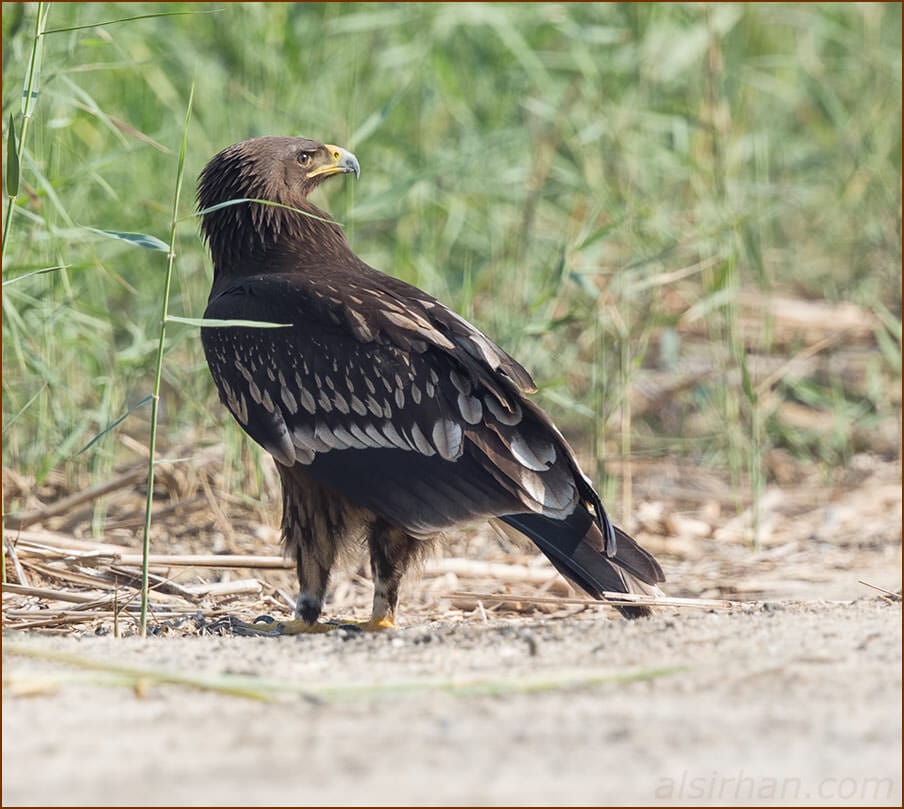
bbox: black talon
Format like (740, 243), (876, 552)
(326, 620), (364, 633)
(227, 615), (282, 637)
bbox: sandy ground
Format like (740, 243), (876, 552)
(3, 457), (901, 806)
(3, 594), (900, 807)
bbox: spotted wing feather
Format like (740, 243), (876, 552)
(202, 274), (579, 534)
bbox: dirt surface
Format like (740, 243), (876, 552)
(3, 594), (900, 807)
(3, 456), (902, 806)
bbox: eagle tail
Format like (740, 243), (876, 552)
(499, 513), (665, 619)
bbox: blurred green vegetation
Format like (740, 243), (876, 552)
(2, 2), (901, 516)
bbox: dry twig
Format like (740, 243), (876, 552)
(858, 580), (902, 601)
(447, 590), (738, 611)
(3, 467), (146, 530)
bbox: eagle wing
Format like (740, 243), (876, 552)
(202, 269), (664, 596)
(202, 271), (582, 530)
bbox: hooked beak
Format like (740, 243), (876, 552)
(306, 144), (360, 180)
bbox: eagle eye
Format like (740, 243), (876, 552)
(297, 151), (314, 166)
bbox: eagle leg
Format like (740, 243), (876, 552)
(224, 517), (417, 636)
(280, 465), (373, 626)
(366, 518), (423, 630)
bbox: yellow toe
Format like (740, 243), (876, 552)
(230, 615), (398, 636)
(357, 616), (397, 632)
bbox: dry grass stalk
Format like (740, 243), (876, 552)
(108, 553), (290, 569)
(423, 558), (561, 585)
(4, 640), (685, 702)
(6, 613), (129, 631)
(20, 559), (127, 590)
(3, 467), (147, 530)
(19, 554), (204, 601)
(3, 539), (30, 586)
(4, 607), (231, 632)
(7, 530), (132, 555)
(3, 583), (113, 604)
(106, 565), (202, 601)
(448, 590), (738, 611)
(8, 534), (291, 570)
(681, 291), (878, 346)
(858, 580), (902, 601)
(2, 581), (188, 611)
(181, 578), (263, 598)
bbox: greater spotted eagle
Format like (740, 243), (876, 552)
(197, 137), (664, 632)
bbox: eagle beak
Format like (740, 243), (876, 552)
(307, 144), (360, 180)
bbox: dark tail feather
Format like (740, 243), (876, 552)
(612, 525), (666, 584)
(500, 512), (664, 619)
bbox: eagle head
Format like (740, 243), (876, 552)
(197, 136), (359, 270)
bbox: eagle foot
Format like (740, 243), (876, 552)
(353, 616), (398, 631)
(227, 615), (335, 636)
(227, 614), (396, 636)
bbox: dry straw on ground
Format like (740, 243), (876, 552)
(3, 449), (899, 636)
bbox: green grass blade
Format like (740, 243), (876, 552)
(44, 8), (223, 35)
(5, 643), (687, 703)
(140, 80), (195, 638)
(76, 395), (153, 455)
(1, 384), (47, 436)
(1, 265), (71, 287)
(4, 644), (278, 702)
(20, 5), (47, 116)
(6, 115), (19, 199)
(349, 93), (403, 147)
(1, 2), (50, 580)
(191, 198), (340, 226)
(84, 227), (169, 252)
(166, 316), (291, 329)
(2, 3), (48, 262)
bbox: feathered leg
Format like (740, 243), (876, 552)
(229, 465), (359, 636)
(278, 464), (346, 624)
(293, 538), (336, 624)
(365, 518), (422, 630)
(236, 518), (419, 635)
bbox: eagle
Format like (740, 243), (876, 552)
(197, 136), (665, 633)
